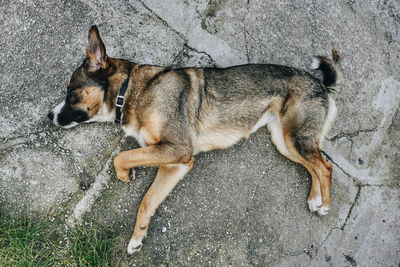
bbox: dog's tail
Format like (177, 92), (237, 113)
(310, 48), (342, 87)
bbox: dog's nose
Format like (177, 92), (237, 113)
(47, 112), (54, 121)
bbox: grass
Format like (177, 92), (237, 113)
(0, 210), (121, 267)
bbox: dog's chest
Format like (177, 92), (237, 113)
(121, 124), (148, 147)
(120, 111), (162, 147)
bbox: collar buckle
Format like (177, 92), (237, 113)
(115, 95), (124, 108)
(114, 66), (133, 124)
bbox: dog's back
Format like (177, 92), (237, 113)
(133, 62), (339, 156)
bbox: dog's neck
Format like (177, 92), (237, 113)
(114, 64), (133, 124)
(93, 60), (166, 125)
(96, 59), (135, 123)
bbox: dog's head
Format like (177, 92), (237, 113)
(48, 25), (113, 128)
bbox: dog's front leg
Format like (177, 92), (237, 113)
(113, 143), (194, 253)
(113, 143), (193, 182)
(127, 158), (194, 254)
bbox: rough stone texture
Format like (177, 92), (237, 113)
(0, 136), (80, 214)
(0, 0), (399, 266)
(310, 186), (400, 267)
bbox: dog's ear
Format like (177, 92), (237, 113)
(86, 25), (108, 72)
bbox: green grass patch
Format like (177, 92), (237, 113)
(0, 210), (122, 267)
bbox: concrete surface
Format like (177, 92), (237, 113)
(0, 0), (399, 266)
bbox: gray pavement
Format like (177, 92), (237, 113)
(0, 0), (399, 266)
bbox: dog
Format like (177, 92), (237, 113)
(48, 25), (341, 254)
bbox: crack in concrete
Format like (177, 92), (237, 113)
(171, 46), (186, 66)
(0, 128), (84, 181)
(171, 43), (216, 67)
(270, 168), (372, 266)
(185, 44), (216, 65)
(0, 137), (31, 150)
(310, 0), (318, 52)
(270, 226), (340, 266)
(328, 128), (378, 142)
(255, 129), (370, 265)
(323, 149), (398, 188)
(309, 146), (398, 263)
(50, 131), (124, 224)
(66, 133), (124, 227)
(311, 183), (363, 265)
(321, 150), (397, 187)
(322, 139), (383, 184)
(243, 0), (251, 63)
(0, 128), (61, 150)
(243, 30), (250, 64)
(137, 0), (216, 66)
(311, 226), (338, 264)
(341, 185), (361, 230)
(86, 133), (124, 178)
(313, 185), (364, 264)
(137, 0), (185, 40)
(121, 0), (139, 14)
(305, 156), (370, 264)
(346, 0), (358, 14)
(322, 150), (360, 186)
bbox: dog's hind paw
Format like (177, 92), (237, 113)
(317, 206), (330, 216)
(127, 238), (143, 254)
(307, 196), (322, 212)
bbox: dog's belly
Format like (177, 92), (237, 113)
(192, 129), (245, 154)
(192, 111), (275, 154)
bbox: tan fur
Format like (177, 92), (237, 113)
(193, 128), (247, 153)
(50, 26), (341, 253)
(76, 86), (103, 117)
(131, 158), (194, 244)
(140, 113), (163, 146)
(122, 64), (165, 124)
(105, 70), (130, 112)
(282, 128), (331, 209)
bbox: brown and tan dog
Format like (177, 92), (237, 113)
(48, 25), (341, 254)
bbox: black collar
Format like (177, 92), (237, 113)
(115, 66), (133, 124)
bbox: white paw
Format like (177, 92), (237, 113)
(308, 196), (322, 212)
(317, 206), (330, 216)
(127, 238), (143, 254)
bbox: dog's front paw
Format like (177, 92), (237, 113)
(127, 238), (143, 254)
(115, 168), (135, 182)
(114, 156), (135, 182)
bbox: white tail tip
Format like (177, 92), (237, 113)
(310, 57), (321, 70)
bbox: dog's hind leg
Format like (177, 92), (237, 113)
(127, 159), (194, 254)
(267, 118), (322, 212)
(280, 109), (333, 216)
(294, 150), (332, 216)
